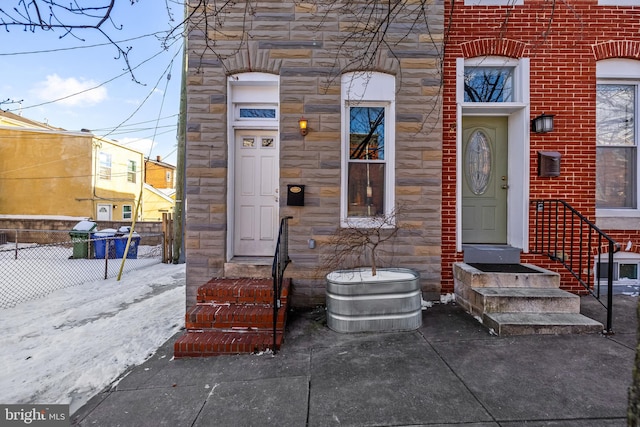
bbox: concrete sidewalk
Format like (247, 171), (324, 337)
(71, 295), (637, 426)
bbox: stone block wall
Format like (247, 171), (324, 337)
(185, 1), (444, 308)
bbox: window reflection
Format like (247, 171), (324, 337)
(348, 106), (386, 217)
(464, 67), (514, 102)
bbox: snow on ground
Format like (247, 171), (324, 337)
(0, 262), (186, 414)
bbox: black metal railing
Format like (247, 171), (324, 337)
(531, 200), (619, 334)
(272, 216), (293, 354)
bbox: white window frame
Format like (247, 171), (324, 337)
(123, 205), (133, 220)
(127, 160), (137, 183)
(596, 59), (640, 220)
(598, 0), (640, 6)
(458, 57), (525, 106)
(594, 251), (640, 287)
(464, 0), (523, 6)
(99, 152), (112, 180)
(340, 72), (396, 228)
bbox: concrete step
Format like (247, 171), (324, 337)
(483, 312), (604, 336)
(473, 287), (580, 314)
(224, 257), (273, 278)
(453, 262), (560, 290)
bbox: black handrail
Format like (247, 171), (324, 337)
(531, 200), (619, 334)
(272, 216), (293, 354)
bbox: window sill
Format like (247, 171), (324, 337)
(596, 209), (640, 230)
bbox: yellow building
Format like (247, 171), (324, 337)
(142, 184), (175, 221)
(0, 111), (144, 221)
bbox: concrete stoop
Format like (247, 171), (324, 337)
(453, 262), (604, 336)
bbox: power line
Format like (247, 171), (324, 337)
(4, 38), (183, 113)
(0, 31), (171, 56)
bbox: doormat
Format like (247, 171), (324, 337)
(467, 263), (542, 274)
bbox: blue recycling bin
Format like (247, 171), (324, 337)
(92, 229), (117, 259)
(114, 233), (140, 259)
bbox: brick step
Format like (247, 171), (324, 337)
(174, 330), (284, 357)
(197, 278), (290, 305)
(483, 312), (604, 336)
(185, 304), (287, 329)
(472, 287), (581, 314)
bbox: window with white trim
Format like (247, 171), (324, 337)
(123, 205), (133, 220)
(99, 152), (111, 180)
(341, 72), (395, 226)
(596, 59), (640, 211)
(596, 252), (640, 287)
(127, 160), (137, 183)
(458, 57), (525, 105)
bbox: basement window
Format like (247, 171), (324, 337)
(595, 252), (640, 286)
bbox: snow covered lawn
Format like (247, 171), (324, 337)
(0, 262), (186, 414)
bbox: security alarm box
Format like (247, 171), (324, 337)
(287, 185), (305, 206)
(538, 151), (561, 177)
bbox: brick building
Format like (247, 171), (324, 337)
(442, 0), (640, 295)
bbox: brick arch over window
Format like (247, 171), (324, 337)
(593, 40), (640, 61)
(460, 38), (526, 59)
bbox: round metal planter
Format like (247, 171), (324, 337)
(326, 267), (422, 333)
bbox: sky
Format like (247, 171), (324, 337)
(0, 259), (186, 415)
(0, 1), (184, 166)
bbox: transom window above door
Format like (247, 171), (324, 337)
(457, 57), (526, 106)
(464, 67), (514, 102)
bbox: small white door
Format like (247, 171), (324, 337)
(234, 130), (279, 256)
(96, 204), (111, 221)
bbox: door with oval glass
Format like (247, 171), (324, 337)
(462, 117), (508, 244)
(234, 130), (279, 256)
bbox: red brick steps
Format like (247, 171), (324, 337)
(174, 278), (291, 358)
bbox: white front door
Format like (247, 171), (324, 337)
(96, 204), (111, 221)
(234, 130), (279, 256)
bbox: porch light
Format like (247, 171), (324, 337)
(531, 113), (554, 133)
(298, 117), (308, 136)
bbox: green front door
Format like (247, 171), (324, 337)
(462, 117), (508, 244)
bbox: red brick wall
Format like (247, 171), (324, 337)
(442, 0), (640, 293)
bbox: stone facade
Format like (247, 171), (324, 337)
(185, 1), (444, 308)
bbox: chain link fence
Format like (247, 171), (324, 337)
(0, 229), (165, 309)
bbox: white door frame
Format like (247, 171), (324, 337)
(96, 204), (111, 221)
(226, 72), (280, 260)
(455, 57), (531, 252)
(456, 107), (530, 252)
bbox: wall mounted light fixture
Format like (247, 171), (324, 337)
(531, 113), (555, 133)
(299, 117), (308, 136)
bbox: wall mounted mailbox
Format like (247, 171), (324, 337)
(287, 184), (305, 206)
(538, 151), (561, 177)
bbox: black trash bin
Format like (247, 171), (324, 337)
(69, 220), (97, 259)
